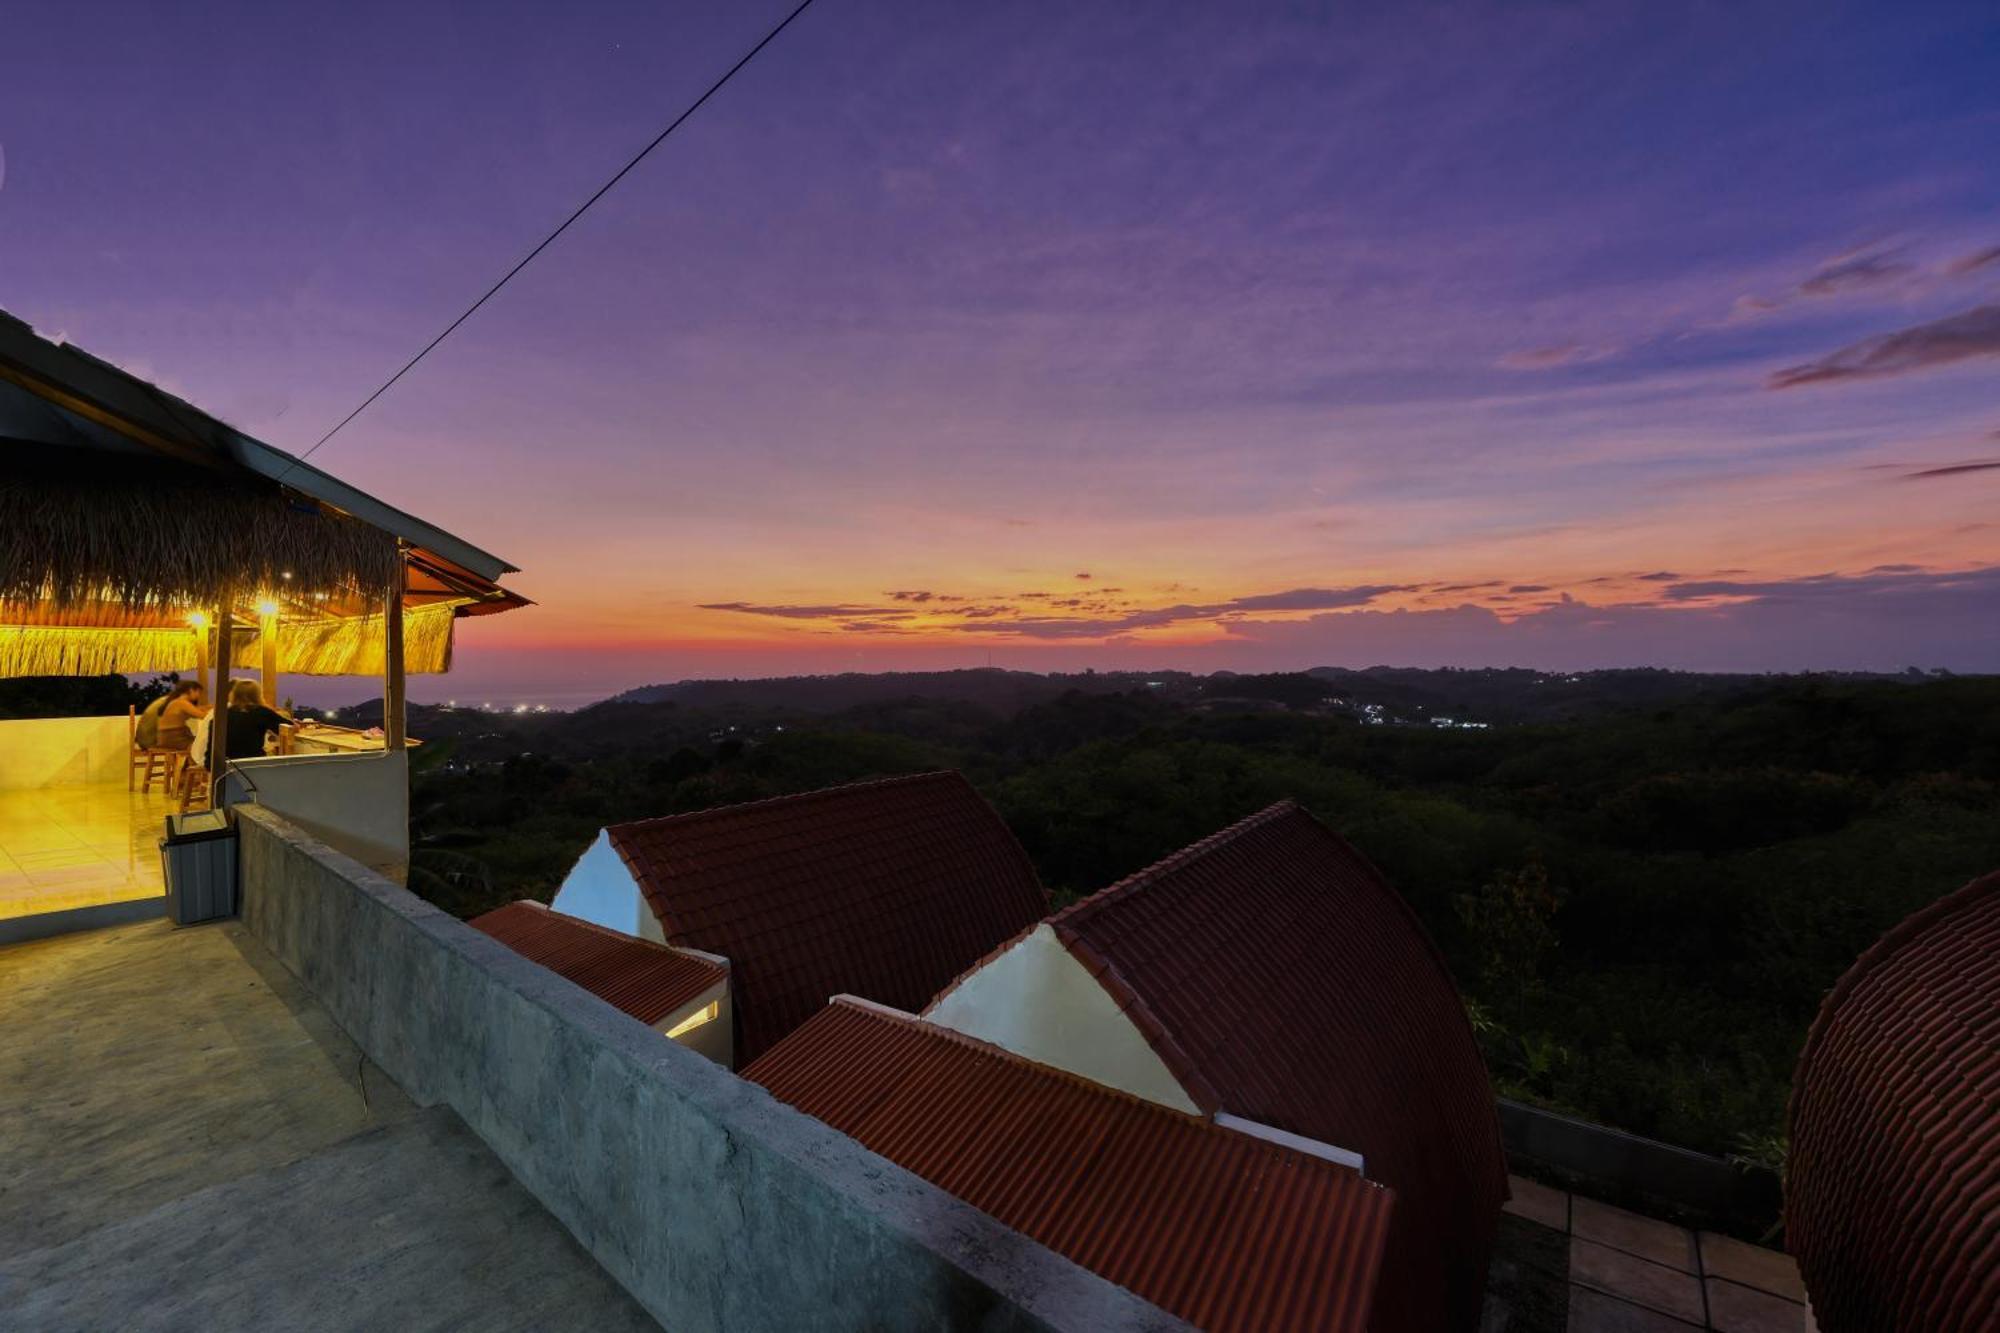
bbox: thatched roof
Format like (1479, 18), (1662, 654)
(0, 456), (399, 612)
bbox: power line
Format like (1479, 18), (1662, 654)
(279, 0), (821, 479)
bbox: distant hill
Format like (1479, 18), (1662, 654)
(604, 668), (1201, 716)
(594, 664), (1963, 727)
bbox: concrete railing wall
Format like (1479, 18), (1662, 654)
(223, 750), (410, 880)
(1500, 1098), (1782, 1232)
(0, 715), (131, 788)
(233, 806), (1183, 1333)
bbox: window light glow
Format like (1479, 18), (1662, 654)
(664, 1001), (720, 1039)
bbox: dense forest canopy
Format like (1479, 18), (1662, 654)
(9, 665), (1993, 1164)
(367, 665), (2000, 1162)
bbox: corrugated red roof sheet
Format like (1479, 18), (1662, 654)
(1024, 800), (1508, 1333)
(468, 900), (724, 1027)
(745, 997), (1394, 1333)
(607, 772), (1047, 1064)
(1786, 868), (2000, 1333)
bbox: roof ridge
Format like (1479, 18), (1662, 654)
(824, 995), (1343, 1163)
(604, 769), (967, 841)
(475, 899), (690, 957)
(1049, 799), (1302, 931)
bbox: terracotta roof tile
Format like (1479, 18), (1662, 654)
(744, 997), (1394, 1333)
(1045, 800), (1509, 1333)
(468, 900), (724, 1027)
(1786, 868), (2000, 1333)
(607, 772), (1047, 1064)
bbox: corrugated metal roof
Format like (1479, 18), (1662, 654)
(468, 900), (724, 1027)
(1786, 868), (2000, 1333)
(745, 998), (1394, 1333)
(1027, 800), (1509, 1333)
(607, 772), (1047, 1064)
(0, 307), (517, 581)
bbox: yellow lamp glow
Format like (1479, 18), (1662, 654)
(187, 611), (209, 629)
(664, 1001), (720, 1039)
(256, 599), (280, 618)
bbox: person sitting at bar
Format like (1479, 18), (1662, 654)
(224, 679), (293, 760)
(154, 679), (208, 753)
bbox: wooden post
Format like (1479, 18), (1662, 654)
(198, 620), (213, 714)
(259, 605), (279, 698)
(383, 560), (406, 752)
(207, 598), (233, 791)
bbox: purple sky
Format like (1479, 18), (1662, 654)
(4, 2), (1998, 703)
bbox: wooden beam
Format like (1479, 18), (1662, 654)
(259, 606), (280, 701)
(0, 357), (220, 469)
(383, 562), (406, 752)
(207, 599), (234, 794)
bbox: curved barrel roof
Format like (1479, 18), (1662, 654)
(1787, 868), (2000, 1333)
(1030, 800), (1509, 1333)
(608, 772), (1047, 1063)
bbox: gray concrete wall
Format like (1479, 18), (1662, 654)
(1500, 1097), (1781, 1232)
(234, 806), (1184, 1333)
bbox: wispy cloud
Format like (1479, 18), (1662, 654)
(1659, 566), (1995, 602)
(1796, 247), (1914, 296)
(1769, 304), (2000, 388)
(1218, 567), (2000, 672)
(1727, 243), (1919, 323)
(1496, 344), (1613, 371)
(1901, 458), (2000, 481)
(701, 583), (1414, 639)
(699, 602), (915, 620)
(1945, 245), (2000, 277)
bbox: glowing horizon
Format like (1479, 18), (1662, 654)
(5, 1), (1996, 703)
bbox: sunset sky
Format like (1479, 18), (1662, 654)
(5, 2), (1998, 702)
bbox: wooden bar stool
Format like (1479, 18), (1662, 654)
(128, 704), (175, 793)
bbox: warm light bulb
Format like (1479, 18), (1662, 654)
(256, 599), (280, 617)
(188, 611), (209, 629)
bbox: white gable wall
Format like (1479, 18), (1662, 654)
(551, 829), (657, 940)
(923, 924), (1200, 1113)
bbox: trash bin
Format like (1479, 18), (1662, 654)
(160, 809), (238, 925)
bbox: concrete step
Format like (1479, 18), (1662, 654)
(0, 1107), (659, 1332)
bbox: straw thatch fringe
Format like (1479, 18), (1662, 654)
(246, 601), (459, 676)
(0, 457), (399, 611)
(0, 624), (203, 678)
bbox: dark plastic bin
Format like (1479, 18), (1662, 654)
(160, 809), (238, 925)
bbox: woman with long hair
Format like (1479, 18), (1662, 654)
(223, 678), (292, 761)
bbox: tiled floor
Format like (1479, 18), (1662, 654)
(1498, 1175), (1817, 1332)
(0, 784), (172, 920)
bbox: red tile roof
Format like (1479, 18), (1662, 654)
(1031, 800), (1508, 1333)
(468, 900), (724, 1027)
(744, 997), (1394, 1333)
(1786, 868), (2000, 1333)
(607, 772), (1047, 1064)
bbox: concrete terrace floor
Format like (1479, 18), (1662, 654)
(1483, 1175), (1816, 1333)
(0, 920), (658, 1332)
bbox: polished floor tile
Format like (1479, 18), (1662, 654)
(0, 784), (171, 920)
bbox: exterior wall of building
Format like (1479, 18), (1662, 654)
(0, 715), (131, 789)
(233, 805), (1186, 1333)
(551, 829), (658, 940)
(924, 925), (1201, 1113)
(657, 977), (733, 1068)
(224, 750), (410, 881)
